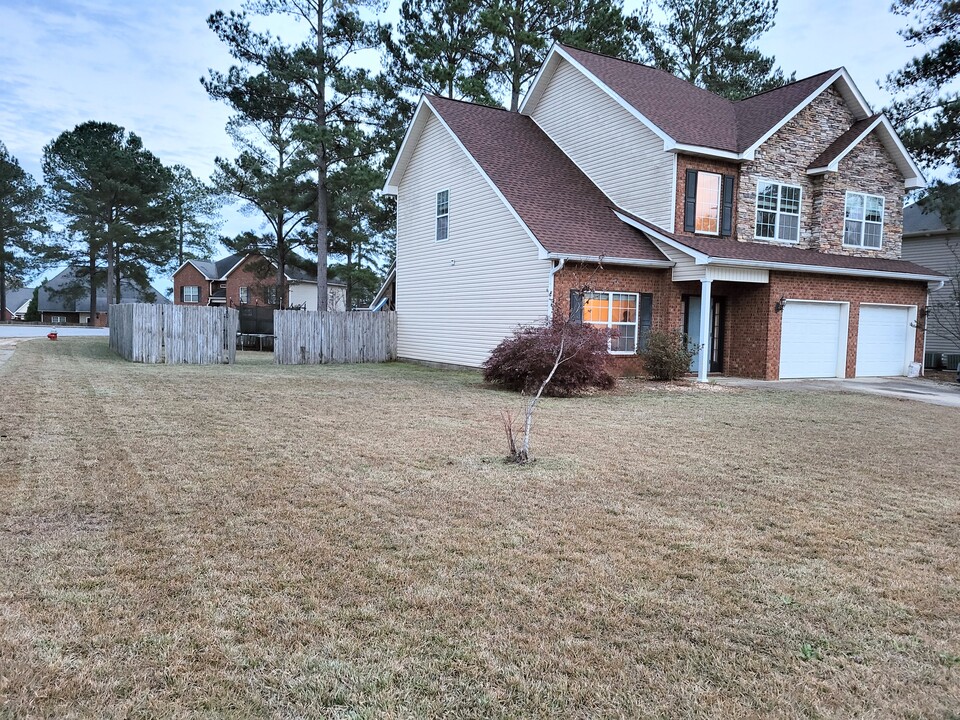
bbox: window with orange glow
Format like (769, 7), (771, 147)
(582, 291), (639, 353)
(695, 172), (721, 234)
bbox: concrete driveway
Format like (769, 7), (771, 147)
(715, 376), (960, 408)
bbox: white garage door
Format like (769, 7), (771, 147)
(779, 301), (844, 379)
(856, 305), (912, 377)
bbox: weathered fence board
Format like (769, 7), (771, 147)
(273, 310), (396, 365)
(109, 304), (238, 364)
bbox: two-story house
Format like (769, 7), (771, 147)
(382, 44), (945, 380)
(172, 252), (347, 311)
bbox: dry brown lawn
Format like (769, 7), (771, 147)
(1, 338), (958, 718)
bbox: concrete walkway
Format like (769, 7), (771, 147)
(714, 375), (960, 409)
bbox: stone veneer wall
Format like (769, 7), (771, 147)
(735, 87), (906, 260)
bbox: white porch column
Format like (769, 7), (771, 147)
(698, 279), (712, 383)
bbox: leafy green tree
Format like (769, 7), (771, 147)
(206, 0), (382, 311)
(42, 122), (173, 313)
(0, 142), (46, 320)
(480, 0), (640, 111)
(164, 164), (222, 268)
(381, 0), (496, 104)
(637, 0), (791, 100)
(208, 71), (316, 307)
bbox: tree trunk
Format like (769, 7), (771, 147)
(105, 233), (114, 316)
(0, 243), (6, 323)
(114, 244), (122, 305)
(514, 334), (565, 464)
(316, 0), (329, 312)
(178, 216), (185, 268)
(88, 247), (97, 320)
(510, 21), (521, 112)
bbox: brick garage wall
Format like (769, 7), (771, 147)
(675, 154), (741, 240)
(764, 271), (927, 379)
(552, 263), (680, 376)
(173, 265), (210, 305)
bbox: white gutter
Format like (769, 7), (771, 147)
(701, 255), (947, 282)
(547, 258), (566, 316)
(542, 252), (673, 268)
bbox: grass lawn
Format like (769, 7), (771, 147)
(1, 338), (958, 718)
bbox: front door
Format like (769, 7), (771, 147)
(684, 296), (725, 374)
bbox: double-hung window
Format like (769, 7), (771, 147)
(239, 286), (249, 304)
(436, 190), (449, 242)
(182, 285), (199, 303)
(574, 291), (653, 354)
(843, 192), (884, 248)
(683, 170), (735, 236)
(755, 180), (801, 243)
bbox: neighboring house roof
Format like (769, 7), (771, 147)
(38, 266), (171, 313)
(176, 252), (346, 286)
(615, 209), (946, 282)
(903, 202), (951, 237)
(414, 95), (671, 265)
(4, 287), (33, 314)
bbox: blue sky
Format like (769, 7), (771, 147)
(0, 0), (926, 288)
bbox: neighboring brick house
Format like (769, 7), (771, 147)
(3, 267), (169, 326)
(381, 43), (946, 380)
(172, 252), (347, 311)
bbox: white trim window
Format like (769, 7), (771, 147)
(755, 180), (801, 243)
(435, 190), (449, 242)
(183, 285), (199, 303)
(843, 192), (884, 248)
(695, 172), (721, 235)
(239, 286), (249, 304)
(583, 291), (639, 354)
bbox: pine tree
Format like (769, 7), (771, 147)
(164, 165), (222, 269)
(637, 0), (791, 100)
(0, 142), (46, 319)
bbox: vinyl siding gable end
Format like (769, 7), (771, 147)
(395, 112), (552, 368)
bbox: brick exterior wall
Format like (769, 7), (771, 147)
(764, 272), (927, 379)
(674, 154), (741, 240)
(223, 255), (283, 307)
(172, 264), (210, 305)
(735, 87), (905, 260)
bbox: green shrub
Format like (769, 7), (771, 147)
(642, 329), (696, 381)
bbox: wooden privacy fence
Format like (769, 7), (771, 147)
(274, 310), (396, 365)
(110, 304), (239, 364)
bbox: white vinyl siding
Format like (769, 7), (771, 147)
(528, 58), (675, 230)
(395, 113), (552, 368)
(288, 283), (347, 312)
(901, 235), (959, 354)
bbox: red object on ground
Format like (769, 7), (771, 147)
(47, 332), (58, 340)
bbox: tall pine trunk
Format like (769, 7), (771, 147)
(88, 247), (97, 320)
(0, 242), (6, 323)
(315, 0), (329, 312)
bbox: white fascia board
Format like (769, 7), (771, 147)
(422, 96), (550, 258)
(551, 45), (676, 150)
(614, 210), (711, 264)
(704, 255), (946, 282)
(742, 70), (860, 159)
(806, 115), (926, 189)
(221, 253), (253, 280)
(518, 43), (561, 115)
(543, 252), (673, 268)
(670, 143), (743, 162)
(383, 95), (430, 195)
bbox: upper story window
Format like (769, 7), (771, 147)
(755, 180), (801, 243)
(683, 170), (734, 237)
(264, 286), (278, 305)
(239, 286), (249, 304)
(182, 285), (199, 303)
(436, 190), (449, 242)
(843, 192), (884, 249)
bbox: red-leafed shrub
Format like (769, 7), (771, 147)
(482, 315), (616, 397)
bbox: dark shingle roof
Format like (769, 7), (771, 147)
(903, 202), (950, 236)
(214, 253), (247, 278)
(4, 287), (33, 313)
(559, 45), (839, 153)
(39, 266), (170, 312)
(428, 95), (667, 262)
(808, 115), (881, 170)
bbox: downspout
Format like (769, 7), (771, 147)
(922, 280), (946, 376)
(547, 258), (566, 317)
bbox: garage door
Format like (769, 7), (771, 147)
(779, 301), (844, 379)
(856, 305), (912, 377)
